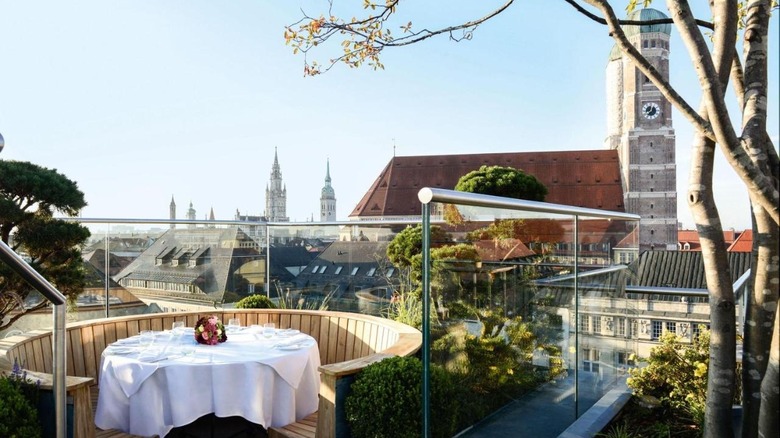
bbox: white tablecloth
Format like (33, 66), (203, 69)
(95, 328), (321, 437)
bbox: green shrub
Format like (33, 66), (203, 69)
(234, 294), (277, 309)
(627, 328), (710, 431)
(345, 356), (460, 438)
(0, 360), (42, 438)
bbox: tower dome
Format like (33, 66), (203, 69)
(623, 8), (672, 37)
(608, 8), (671, 61)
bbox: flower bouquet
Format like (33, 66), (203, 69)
(194, 316), (227, 345)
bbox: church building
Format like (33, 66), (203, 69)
(349, 8), (677, 253)
(605, 8), (678, 251)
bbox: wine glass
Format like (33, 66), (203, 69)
(139, 330), (154, 348)
(172, 321), (185, 333)
(262, 323), (275, 339)
(228, 318), (241, 333)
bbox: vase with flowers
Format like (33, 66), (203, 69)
(194, 316), (227, 345)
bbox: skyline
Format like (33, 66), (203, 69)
(0, 1), (777, 230)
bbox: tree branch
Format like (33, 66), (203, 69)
(669, 0), (779, 225)
(563, 0), (714, 29)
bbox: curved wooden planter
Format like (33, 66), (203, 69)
(0, 309), (422, 438)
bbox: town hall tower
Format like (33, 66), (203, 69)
(265, 148), (289, 222)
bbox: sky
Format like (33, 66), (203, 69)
(0, 0), (777, 231)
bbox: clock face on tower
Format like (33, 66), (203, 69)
(642, 102), (661, 120)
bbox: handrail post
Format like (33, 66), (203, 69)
(421, 202), (431, 438)
(53, 303), (67, 438)
(0, 240), (67, 438)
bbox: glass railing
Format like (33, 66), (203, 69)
(19, 197), (639, 436)
(418, 188), (641, 437)
(5, 189), (746, 437)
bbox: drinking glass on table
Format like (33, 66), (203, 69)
(227, 318), (241, 333)
(172, 321), (185, 333)
(139, 330), (154, 347)
(262, 323), (275, 339)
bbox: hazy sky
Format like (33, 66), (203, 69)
(1, 1), (777, 230)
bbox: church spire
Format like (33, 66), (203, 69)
(169, 195), (176, 229)
(265, 148), (289, 221)
(320, 159), (337, 222)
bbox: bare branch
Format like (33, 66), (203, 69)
(563, 0), (714, 29)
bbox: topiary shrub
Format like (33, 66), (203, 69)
(0, 360), (42, 438)
(345, 356), (460, 438)
(234, 294), (277, 309)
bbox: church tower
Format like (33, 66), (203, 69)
(320, 159), (337, 221)
(169, 196), (176, 229)
(265, 148), (289, 222)
(605, 8), (677, 251)
(186, 201), (196, 228)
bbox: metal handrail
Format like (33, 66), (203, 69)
(0, 240), (67, 438)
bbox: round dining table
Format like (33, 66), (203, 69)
(94, 326), (320, 438)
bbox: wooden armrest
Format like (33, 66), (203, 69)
(318, 353), (394, 379)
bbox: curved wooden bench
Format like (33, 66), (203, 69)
(0, 309), (422, 438)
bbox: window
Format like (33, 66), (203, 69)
(592, 316), (602, 334)
(631, 320), (638, 338)
(366, 268), (376, 277)
(334, 266), (343, 275)
(651, 40), (656, 48)
(666, 321), (676, 335)
(583, 349), (600, 373)
(350, 267), (359, 276)
(617, 318), (626, 337)
(318, 265), (328, 274)
(652, 320), (663, 340)
(579, 315), (590, 333)
(386, 268), (395, 277)
(311, 265), (319, 273)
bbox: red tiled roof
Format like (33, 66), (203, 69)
(728, 229), (753, 252)
(350, 150), (625, 218)
(678, 229), (746, 252)
(473, 239), (535, 262)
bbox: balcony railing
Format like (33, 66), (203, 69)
(2, 187), (747, 437)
